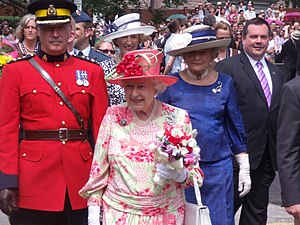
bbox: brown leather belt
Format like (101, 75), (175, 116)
(22, 128), (87, 142)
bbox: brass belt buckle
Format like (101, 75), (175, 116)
(59, 128), (68, 142)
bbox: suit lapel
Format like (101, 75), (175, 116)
(267, 61), (282, 110)
(240, 54), (267, 105)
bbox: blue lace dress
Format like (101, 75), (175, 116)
(157, 72), (247, 225)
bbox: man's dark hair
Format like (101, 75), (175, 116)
(203, 15), (216, 27)
(167, 18), (187, 33)
(242, 17), (271, 37)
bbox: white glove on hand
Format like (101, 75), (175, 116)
(235, 153), (251, 197)
(88, 205), (101, 225)
(156, 163), (188, 183)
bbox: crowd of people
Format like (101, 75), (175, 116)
(1, 0), (300, 225)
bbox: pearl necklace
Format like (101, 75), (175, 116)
(130, 100), (159, 144)
(21, 41), (38, 55)
(132, 100), (158, 126)
(187, 68), (209, 80)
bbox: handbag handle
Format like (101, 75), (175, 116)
(193, 176), (204, 206)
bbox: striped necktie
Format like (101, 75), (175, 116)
(256, 61), (271, 107)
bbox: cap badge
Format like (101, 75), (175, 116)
(47, 5), (57, 16)
(76, 10), (81, 16)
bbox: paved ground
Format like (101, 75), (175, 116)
(0, 173), (295, 225)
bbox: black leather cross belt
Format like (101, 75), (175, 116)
(22, 128), (87, 142)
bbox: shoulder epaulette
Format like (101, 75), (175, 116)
(7, 54), (34, 64)
(93, 48), (104, 54)
(73, 54), (101, 66)
(92, 47), (110, 57)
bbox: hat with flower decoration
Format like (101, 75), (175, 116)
(108, 49), (178, 86)
(28, 0), (77, 25)
(103, 13), (155, 42)
(167, 24), (231, 56)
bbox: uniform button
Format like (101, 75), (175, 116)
(59, 101), (64, 106)
(22, 153), (27, 157)
(62, 141), (66, 145)
(89, 152), (93, 156)
(32, 89), (37, 94)
(57, 82), (62, 87)
(82, 90), (86, 94)
(56, 64), (60, 67)
(61, 121), (66, 126)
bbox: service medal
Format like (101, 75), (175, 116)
(76, 79), (83, 86)
(76, 70), (88, 86)
(83, 79), (89, 87)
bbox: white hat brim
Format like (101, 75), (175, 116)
(103, 26), (155, 42)
(167, 39), (231, 56)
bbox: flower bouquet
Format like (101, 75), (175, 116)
(0, 54), (12, 78)
(0, 39), (17, 78)
(150, 124), (201, 185)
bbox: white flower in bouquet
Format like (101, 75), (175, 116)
(152, 125), (201, 185)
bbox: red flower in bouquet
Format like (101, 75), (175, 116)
(150, 124), (201, 185)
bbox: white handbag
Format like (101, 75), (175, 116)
(184, 177), (212, 225)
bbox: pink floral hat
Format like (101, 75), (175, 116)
(108, 49), (178, 86)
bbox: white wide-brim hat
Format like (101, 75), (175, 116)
(291, 30), (300, 41)
(167, 25), (231, 56)
(103, 13), (155, 42)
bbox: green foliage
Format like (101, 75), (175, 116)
(162, 0), (187, 8)
(0, 16), (21, 28)
(83, 0), (141, 21)
(82, 0), (187, 22)
(150, 9), (165, 24)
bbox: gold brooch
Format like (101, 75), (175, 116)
(47, 5), (57, 16)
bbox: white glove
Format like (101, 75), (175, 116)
(235, 153), (251, 197)
(156, 163), (188, 183)
(88, 205), (101, 225)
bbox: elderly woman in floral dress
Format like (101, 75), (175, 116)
(79, 49), (203, 225)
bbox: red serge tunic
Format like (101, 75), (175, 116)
(0, 51), (108, 211)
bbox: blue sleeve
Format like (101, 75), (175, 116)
(224, 78), (247, 154)
(156, 87), (170, 104)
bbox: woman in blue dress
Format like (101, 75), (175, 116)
(157, 25), (251, 225)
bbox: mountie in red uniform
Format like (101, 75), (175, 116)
(0, 49), (108, 211)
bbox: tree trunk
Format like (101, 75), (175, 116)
(1, 0), (28, 15)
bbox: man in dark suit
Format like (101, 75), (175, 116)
(71, 10), (109, 62)
(215, 17), (284, 225)
(277, 75), (300, 225)
(277, 30), (300, 82)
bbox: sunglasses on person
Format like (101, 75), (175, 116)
(99, 49), (116, 54)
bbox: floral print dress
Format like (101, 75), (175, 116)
(79, 102), (203, 225)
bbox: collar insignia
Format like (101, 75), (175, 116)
(42, 54), (48, 61)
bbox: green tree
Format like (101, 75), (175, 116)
(0, 0), (187, 21)
(83, 0), (187, 22)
